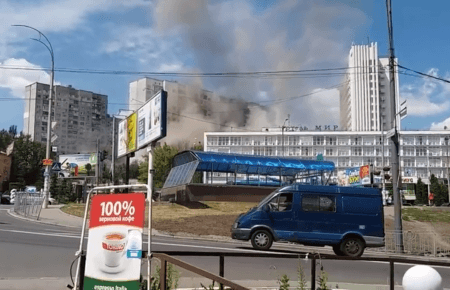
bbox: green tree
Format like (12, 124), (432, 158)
(430, 174), (448, 205)
(138, 144), (178, 187)
(10, 135), (46, 186)
(59, 178), (76, 203)
(49, 173), (59, 201)
(415, 178), (428, 204)
(130, 160), (139, 179)
(0, 129), (14, 151)
(138, 159), (149, 184)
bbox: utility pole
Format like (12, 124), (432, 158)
(381, 115), (386, 204)
(13, 25), (55, 209)
(386, 0), (403, 252)
(96, 138), (100, 186)
(112, 116), (116, 185)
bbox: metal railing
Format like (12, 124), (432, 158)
(149, 251), (450, 290)
(13, 191), (44, 220)
(375, 230), (450, 257)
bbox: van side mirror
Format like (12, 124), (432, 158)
(262, 204), (270, 212)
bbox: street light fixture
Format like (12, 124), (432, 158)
(13, 25), (54, 209)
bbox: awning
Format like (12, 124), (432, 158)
(163, 150), (335, 188)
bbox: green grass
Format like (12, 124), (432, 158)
(61, 203), (86, 218)
(60, 201), (258, 222)
(402, 208), (450, 223)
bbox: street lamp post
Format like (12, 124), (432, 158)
(13, 25), (54, 209)
(446, 137), (450, 201)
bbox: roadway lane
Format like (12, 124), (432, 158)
(1, 207), (450, 288)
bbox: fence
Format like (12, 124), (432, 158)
(13, 191), (44, 220)
(145, 251), (450, 290)
(376, 230), (450, 257)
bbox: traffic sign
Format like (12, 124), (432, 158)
(386, 128), (396, 139)
(43, 159), (53, 166)
(52, 162), (61, 171)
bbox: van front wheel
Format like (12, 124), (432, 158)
(340, 237), (365, 257)
(251, 230), (273, 250)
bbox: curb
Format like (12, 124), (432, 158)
(6, 208), (81, 229)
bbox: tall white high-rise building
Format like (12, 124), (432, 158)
(340, 43), (400, 132)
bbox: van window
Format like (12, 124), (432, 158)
(268, 193), (293, 212)
(302, 195), (336, 212)
(343, 196), (379, 215)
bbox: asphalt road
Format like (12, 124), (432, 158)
(1, 204), (450, 289)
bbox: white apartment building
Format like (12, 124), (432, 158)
(340, 43), (400, 131)
(204, 129), (450, 185)
(23, 82), (112, 155)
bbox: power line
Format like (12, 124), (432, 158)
(0, 64), (395, 79)
(397, 64), (450, 84)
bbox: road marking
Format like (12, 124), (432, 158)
(0, 228), (80, 239)
(2, 228), (450, 267)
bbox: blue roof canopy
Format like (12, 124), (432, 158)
(164, 151), (335, 188)
(176, 151), (334, 175)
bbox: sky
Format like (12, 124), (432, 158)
(0, 0), (449, 133)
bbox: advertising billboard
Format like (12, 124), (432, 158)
(58, 154), (98, 178)
(337, 165), (371, 186)
(117, 118), (127, 158)
(84, 193), (145, 290)
(118, 113), (137, 158)
(137, 90), (167, 149)
(118, 90), (167, 158)
(127, 112), (137, 152)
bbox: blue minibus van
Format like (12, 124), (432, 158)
(231, 184), (385, 257)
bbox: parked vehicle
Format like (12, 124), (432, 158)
(231, 184), (385, 257)
(1, 192), (10, 204)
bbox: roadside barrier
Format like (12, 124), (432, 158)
(377, 230), (450, 258)
(145, 251), (450, 290)
(13, 191), (43, 220)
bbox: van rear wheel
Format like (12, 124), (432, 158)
(340, 237), (365, 257)
(251, 230), (273, 250)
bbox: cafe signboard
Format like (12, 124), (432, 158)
(84, 193), (145, 290)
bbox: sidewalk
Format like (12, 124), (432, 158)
(0, 277), (405, 290)
(8, 204), (84, 228)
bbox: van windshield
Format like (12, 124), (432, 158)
(257, 188), (281, 208)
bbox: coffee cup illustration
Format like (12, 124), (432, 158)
(102, 232), (127, 267)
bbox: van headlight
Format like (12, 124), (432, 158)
(233, 222), (240, 229)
